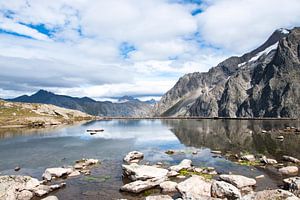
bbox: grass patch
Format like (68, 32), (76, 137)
(237, 160), (260, 166)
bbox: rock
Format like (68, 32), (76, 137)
(165, 150), (175, 155)
(74, 163), (85, 170)
(276, 136), (284, 140)
(255, 175), (265, 179)
(14, 166), (21, 171)
(169, 159), (192, 172)
(68, 170), (81, 177)
(81, 169), (91, 175)
(41, 196), (59, 200)
(32, 184), (52, 197)
(122, 164), (168, 181)
(167, 171), (179, 177)
(145, 195), (173, 200)
(211, 180), (241, 200)
(194, 168), (203, 173)
(283, 177), (300, 190)
(211, 150), (222, 154)
(176, 175), (212, 199)
(176, 175), (186, 179)
(124, 151), (144, 163)
(283, 156), (300, 163)
(160, 181), (178, 193)
(242, 189), (299, 200)
(17, 190), (34, 200)
(49, 183), (66, 190)
(192, 151), (198, 155)
(279, 166), (299, 175)
(260, 156), (277, 164)
(219, 174), (256, 189)
(120, 177), (167, 193)
(42, 167), (73, 181)
(241, 155), (256, 162)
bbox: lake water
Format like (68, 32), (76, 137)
(0, 119), (300, 199)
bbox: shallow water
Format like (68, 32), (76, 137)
(0, 119), (300, 199)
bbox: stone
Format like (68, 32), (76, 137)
(42, 167), (73, 181)
(167, 171), (179, 177)
(176, 175), (186, 179)
(85, 159), (99, 165)
(122, 164), (168, 181)
(241, 155), (256, 162)
(279, 166), (299, 175)
(68, 170), (81, 177)
(283, 156), (300, 163)
(74, 163), (85, 170)
(260, 156), (277, 164)
(255, 175), (265, 179)
(211, 150), (222, 154)
(17, 190), (34, 200)
(160, 181), (178, 193)
(14, 166), (21, 171)
(211, 180), (241, 200)
(120, 177), (167, 193)
(169, 159), (192, 172)
(242, 189), (299, 200)
(123, 151), (144, 163)
(41, 196), (59, 200)
(165, 150), (175, 155)
(32, 184), (52, 197)
(219, 174), (256, 189)
(276, 136), (284, 140)
(283, 177), (300, 190)
(145, 195), (173, 200)
(176, 175), (212, 199)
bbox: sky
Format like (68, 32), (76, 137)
(0, 0), (300, 100)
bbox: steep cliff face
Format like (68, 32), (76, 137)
(155, 28), (299, 118)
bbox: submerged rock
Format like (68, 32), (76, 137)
(169, 159), (192, 172)
(123, 151), (144, 164)
(219, 174), (256, 189)
(159, 181), (178, 193)
(176, 175), (212, 199)
(279, 166), (299, 176)
(120, 177), (167, 193)
(242, 189), (299, 200)
(145, 195), (173, 200)
(211, 180), (241, 200)
(122, 164), (168, 181)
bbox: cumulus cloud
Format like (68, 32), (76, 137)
(0, 0), (299, 99)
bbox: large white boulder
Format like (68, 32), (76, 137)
(122, 164), (168, 181)
(42, 167), (73, 181)
(169, 159), (192, 172)
(219, 174), (256, 189)
(124, 151), (144, 164)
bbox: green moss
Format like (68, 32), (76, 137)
(83, 175), (111, 182)
(178, 169), (213, 180)
(237, 160), (260, 166)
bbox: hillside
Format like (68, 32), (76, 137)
(154, 27), (300, 118)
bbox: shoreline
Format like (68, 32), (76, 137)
(101, 116), (300, 120)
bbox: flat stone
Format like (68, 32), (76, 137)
(176, 175), (212, 199)
(42, 167), (73, 181)
(219, 174), (256, 189)
(242, 189), (299, 200)
(145, 195), (173, 200)
(124, 151), (144, 164)
(283, 156), (300, 163)
(169, 159), (192, 172)
(211, 180), (241, 200)
(279, 166), (299, 175)
(120, 177), (167, 193)
(160, 181), (178, 193)
(122, 164), (168, 181)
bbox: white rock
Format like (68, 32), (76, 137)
(211, 180), (241, 199)
(241, 155), (256, 162)
(68, 170), (81, 177)
(85, 159), (99, 165)
(160, 181), (178, 193)
(42, 167), (73, 181)
(124, 151), (144, 163)
(145, 195), (173, 200)
(219, 174), (256, 189)
(167, 171), (179, 177)
(120, 177), (167, 193)
(32, 185), (52, 197)
(242, 189), (299, 200)
(169, 159), (192, 172)
(122, 164), (168, 181)
(279, 166), (299, 175)
(42, 196), (59, 200)
(17, 190), (34, 200)
(176, 175), (212, 199)
(283, 156), (300, 163)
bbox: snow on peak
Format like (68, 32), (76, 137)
(248, 42), (278, 62)
(278, 28), (290, 34)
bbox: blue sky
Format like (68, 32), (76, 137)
(0, 0), (300, 100)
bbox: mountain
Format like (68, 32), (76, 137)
(0, 99), (93, 127)
(154, 27), (300, 118)
(9, 90), (152, 117)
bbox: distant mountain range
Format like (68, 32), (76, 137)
(154, 27), (300, 118)
(8, 90), (155, 117)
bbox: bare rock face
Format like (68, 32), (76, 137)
(219, 174), (256, 189)
(176, 175), (212, 199)
(211, 180), (241, 200)
(155, 28), (300, 118)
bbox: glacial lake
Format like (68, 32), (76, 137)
(0, 119), (300, 199)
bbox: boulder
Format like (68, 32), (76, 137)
(145, 195), (173, 200)
(176, 175), (212, 199)
(242, 189), (299, 200)
(169, 159), (192, 172)
(283, 177), (300, 190)
(120, 177), (167, 193)
(124, 151), (144, 164)
(283, 156), (300, 163)
(241, 155), (256, 162)
(211, 180), (241, 200)
(42, 167), (73, 181)
(219, 174), (256, 189)
(279, 166), (299, 176)
(122, 164), (168, 181)
(260, 156), (277, 164)
(160, 181), (178, 193)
